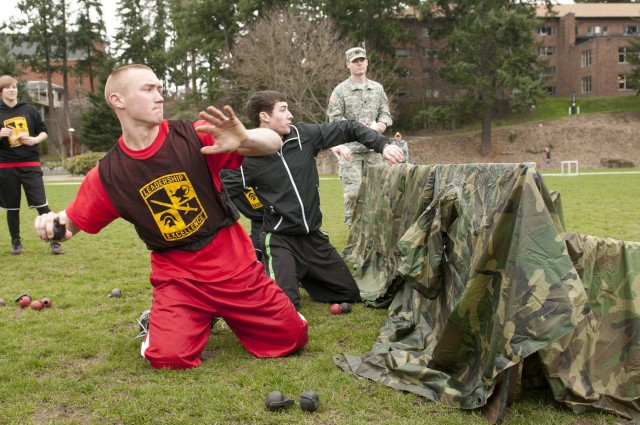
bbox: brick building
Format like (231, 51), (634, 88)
(536, 3), (640, 97)
(392, 3), (640, 112)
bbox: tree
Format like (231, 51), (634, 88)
(166, 0), (238, 108)
(112, 0), (154, 66)
(421, 0), (551, 155)
(320, 0), (420, 58)
(70, 0), (107, 94)
(0, 34), (22, 78)
(230, 8), (351, 123)
(80, 76), (122, 152)
(626, 35), (640, 94)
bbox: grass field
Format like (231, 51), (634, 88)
(0, 170), (637, 425)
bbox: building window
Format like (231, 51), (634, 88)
(422, 69), (432, 79)
(539, 46), (556, 56)
(619, 47), (628, 63)
(421, 28), (430, 38)
(425, 89), (440, 98)
(395, 48), (412, 58)
(423, 48), (440, 59)
(581, 76), (592, 94)
(586, 26), (606, 36)
(538, 26), (556, 36)
(619, 74), (628, 90)
(541, 66), (556, 76)
(544, 86), (557, 96)
(624, 26), (640, 35)
(581, 50), (592, 68)
(397, 67), (413, 78)
(396, 89), (412, 97)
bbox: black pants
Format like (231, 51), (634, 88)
(0, 167), (50, 240)
(261, 230), (361, 309)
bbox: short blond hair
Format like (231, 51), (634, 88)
(0, 75), (18, 93)
(104, 64), (153, 109)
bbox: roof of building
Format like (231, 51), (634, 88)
(536, 3), (640, 19)
(402, 4), (640, 20)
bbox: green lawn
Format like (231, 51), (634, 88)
(0, 171), (637, 424)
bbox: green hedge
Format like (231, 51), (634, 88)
(65, 152), (106, 175)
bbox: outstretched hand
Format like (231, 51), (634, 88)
(382, 144), (405, 165)
(330, 145), (352, 161)
(196, 105), (248, 155)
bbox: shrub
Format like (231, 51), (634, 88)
(65, 152), (106, 175)
(601, 158), (635, 168)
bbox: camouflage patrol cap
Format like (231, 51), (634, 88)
(346, 47), (367, 62)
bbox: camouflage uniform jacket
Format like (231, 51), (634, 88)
(238, 121), (389, 236)
(327, 78), (392, 154)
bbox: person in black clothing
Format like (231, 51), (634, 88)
(0, 75), (61, 255)
(224, 90), (403, 309)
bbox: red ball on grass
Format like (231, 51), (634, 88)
(30, 300), (44, 311)
(329, 303), (343, 315)
(18, 296), (32, 309)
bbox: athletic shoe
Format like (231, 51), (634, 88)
(136, 309), (150, 338)
(11, 239), (22, 255)
(50, 242), (63, 255)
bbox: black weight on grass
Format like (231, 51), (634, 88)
(339, 302), (352, 313)
(265, 391), (294, 411)
(299, 391), (320, 412)
(52, 220), (66, 241)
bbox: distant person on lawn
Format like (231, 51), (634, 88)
(34, 64), (308, 370)
(544, 145), (552, 168)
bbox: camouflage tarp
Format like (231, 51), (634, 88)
(540, 233), (640, 418)
(334, 163), (640, 419)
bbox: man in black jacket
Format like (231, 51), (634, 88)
(222, 90), (403, 309)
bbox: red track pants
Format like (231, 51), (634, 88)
(141, 261), (308, 369)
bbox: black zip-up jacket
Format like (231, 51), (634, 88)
(231, 120), (389, 235)
(0, 99), (47, 163)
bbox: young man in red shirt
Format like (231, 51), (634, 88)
(34, 65), (308, 369)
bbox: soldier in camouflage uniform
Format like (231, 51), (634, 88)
(327, 47), (393, 225)
(391, 132), (409, 163)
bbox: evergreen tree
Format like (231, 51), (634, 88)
(421, 0), (551, 155)
(112, 0), (153, 65)
(0, 34), (22, 78)
(80, 76), (122, 152)
(626, 35), (640, 94)
(320, 0), (420, 57)
(166, 0), (245, 112)
(148, 0), (169, 80)
(70, 0), (107, 94)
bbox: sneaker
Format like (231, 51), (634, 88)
(11, 238), (22, 255)
(50, 242), (63, 255)
(136, 309), (150, 338)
